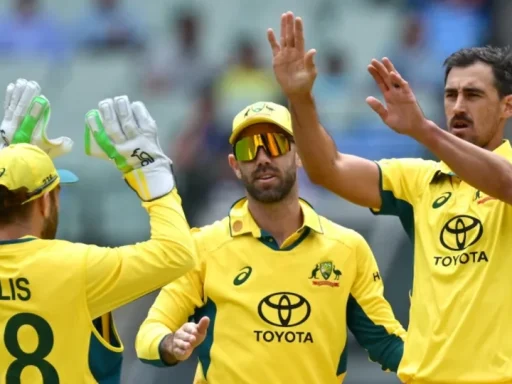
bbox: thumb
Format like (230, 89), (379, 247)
(366, 96), (388, 122)
(42, 136), (74, 158)
(196, 316), (210, 336)
(32, 110), (74, 157)
(304, 48), (317, 74)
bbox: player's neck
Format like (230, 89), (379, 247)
(0, 222), (37, 241)
(484, 133), (504, 151)
(247, 192), (303, 247)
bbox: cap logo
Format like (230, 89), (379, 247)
(0, 168), (5, 177)
(42, 174), (56, 186)
(25, 174), (58, 201)
(244, 103), (275, 118)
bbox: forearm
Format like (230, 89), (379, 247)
(288, 93), (340, 182)
(371, 337), (404, 373)
(347, 295), (405, 372)
(287, 93), (381, 208)
(417, 122), (512, 203)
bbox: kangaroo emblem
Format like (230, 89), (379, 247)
(309, 264), (320, 279)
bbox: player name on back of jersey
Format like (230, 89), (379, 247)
(0, 278), (30, 301)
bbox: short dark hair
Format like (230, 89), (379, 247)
(0, 186), (35, 225)
(443, 46), (512, 98)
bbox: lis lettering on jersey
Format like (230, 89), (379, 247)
(434, 215), (488, 267)
(0, 278), (30, 301)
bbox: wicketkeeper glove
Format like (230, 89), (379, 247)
(1, 78), (74, 157)
(84, 95), (175, 201)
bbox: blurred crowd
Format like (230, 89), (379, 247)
(0, 0), (493, 227)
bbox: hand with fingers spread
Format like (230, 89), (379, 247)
(85, 96), (176, 201)
(160, 316), (210, 364)
(366, 57), (433, 138)
(267, 11), (317, 98)
(1, 78), (73, 157)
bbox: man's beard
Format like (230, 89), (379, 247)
(242, 164), (296, 203)
(41, 199), (58, 240)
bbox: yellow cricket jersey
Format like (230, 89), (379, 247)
(136, 197), (406, 384)
(0, 190), (196, 384)
(371, 140), (512, 384)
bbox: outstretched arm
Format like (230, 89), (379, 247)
(267, 12), (381, 209)
(288, 92), (381, 208)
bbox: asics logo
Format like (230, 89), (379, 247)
(233, 266), (252, 286)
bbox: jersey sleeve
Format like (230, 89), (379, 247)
(83, 189), (197, 319)
(347, 234), (406, 373)
(135, 230), (205, 366)
(371, 158), (429, 216)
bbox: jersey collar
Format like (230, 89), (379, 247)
(436, 139), (512, 179)
(228, 197), (324, 238)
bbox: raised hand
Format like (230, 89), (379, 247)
(1, 78), (74, 158)
(267, 11), (317, 98)
(85, 96), (175, 200)
(366, 57), (432, 138)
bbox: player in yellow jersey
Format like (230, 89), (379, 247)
(135, 101), (406, 383)
(0, 85), (197, 383)
(0, 78), (125, 384)
(268, 11), (512, 384)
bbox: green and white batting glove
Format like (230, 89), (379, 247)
(84, 95), (175, 201)
(1, 78), (74, 157)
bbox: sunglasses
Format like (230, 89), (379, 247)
(233, 133), (293, 162)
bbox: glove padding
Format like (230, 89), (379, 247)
(1, 78), (74, 157)
(85, 96), (175, 201)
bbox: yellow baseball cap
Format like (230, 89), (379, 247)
(229, 101), (293, 144)
(0, 143), (78, 204)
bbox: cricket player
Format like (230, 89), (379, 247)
(2, 78), (127, 384)
(0, 81), (196, 383)
(135, 101), (406, 384)
(267, 11), (512, 384)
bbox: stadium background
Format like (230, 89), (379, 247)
(0, 0), (510, 382)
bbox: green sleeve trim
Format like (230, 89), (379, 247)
(193, 298), (217, 379)
(336, 339), (348, 375)
(369, 163), (415, 242)
(347, 295), (404, 372)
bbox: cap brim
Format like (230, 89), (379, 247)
(229, 116), (293, 144)
(57, 169), (79, 184)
